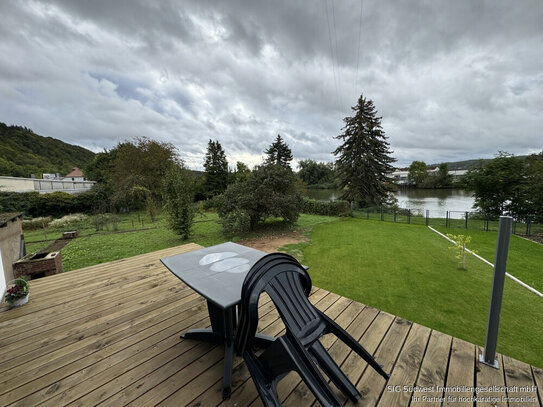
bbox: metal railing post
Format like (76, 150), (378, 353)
(426, 210), (429, 226)
(408, 209), (411, 224)
(465, 212), (468, 229)
(479, 216), (512, 369)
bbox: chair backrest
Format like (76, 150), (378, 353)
(236, 253), (321, 354)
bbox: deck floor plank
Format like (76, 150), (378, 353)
(503, 355), (540, 407)
(475, 347), (508, 407)
(0, 244), (540, 407)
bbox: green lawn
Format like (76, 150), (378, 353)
(433, 226), (543, 293)
(24, 212), (338, 271)
(300, 218), (543, 367)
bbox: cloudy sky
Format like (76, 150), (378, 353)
(1, 0), (542, 169)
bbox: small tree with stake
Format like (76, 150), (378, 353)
(447, 234), (475, 270)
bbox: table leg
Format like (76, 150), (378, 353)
(222, 307), (235, 399)
(180, 300), (237, 399)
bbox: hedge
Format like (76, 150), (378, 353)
(301, 197), (350, 217)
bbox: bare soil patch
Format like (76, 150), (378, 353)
(239, 230), (308, 253)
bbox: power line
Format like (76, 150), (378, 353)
(323, 0), (340, 112)
(330, 0), (343, 111)
(355, 0), (364, 100)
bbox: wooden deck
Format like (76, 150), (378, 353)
(0, 244), (541, 407)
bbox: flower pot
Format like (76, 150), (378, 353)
(9, 294), (29, 307)
(4, 278), (30, 308)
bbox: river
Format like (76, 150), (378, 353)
(305, 188), (476, 216)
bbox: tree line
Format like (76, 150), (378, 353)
(64, 94), (397, 238)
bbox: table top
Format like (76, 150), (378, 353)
(160, 242), (268, 309)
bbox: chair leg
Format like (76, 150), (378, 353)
(244, 351), (283, 407)
(320, 312), (389, 380)
(278, 334), (343, 407)
(310, 341), (361, 402)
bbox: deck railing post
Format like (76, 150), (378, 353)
(479, 216), (512, 369)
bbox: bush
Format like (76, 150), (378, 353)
(22, 216), (52, 231)
(301, 198), (350, 217)
(216, 165), (302, 235)
(49, 213), (89, 229)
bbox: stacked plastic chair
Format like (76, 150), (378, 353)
(235, 253), (389, 406)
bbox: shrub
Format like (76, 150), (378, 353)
(22, 216), (52, 231)
(216, 165), (302, 235)
(301, 198), (350, 217)
(49, 213), (89, 229)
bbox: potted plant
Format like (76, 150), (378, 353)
(4, 277), (30, 307)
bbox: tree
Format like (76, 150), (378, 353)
(86, 137), (179, 212)
(297, 160), (335, 186)
(333, 94), (396, 206)
(264, 135), (293, 169)
(203, 139), (229, 198)
(524, 151), (543, 220)
(433, 162), (453, 188)
(408, 161), (428, 186)
(465, 152), (525, 218)
(216, 165), (302, 234)
(162, 165), (195, 239)
(233, 161), (251, 183)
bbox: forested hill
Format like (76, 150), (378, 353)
(0, 122), (95, 178)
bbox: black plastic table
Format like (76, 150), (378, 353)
(160, 242), (276, 399)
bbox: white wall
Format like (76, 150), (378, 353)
(0, 250), (6, 298)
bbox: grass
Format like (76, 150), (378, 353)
(433, 226), (543, 293)
(22, 210), (542, 366)
(298, 218), (543, 367)
(23, 212), (339, 271)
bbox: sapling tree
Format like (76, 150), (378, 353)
(446, 234), (475, 270)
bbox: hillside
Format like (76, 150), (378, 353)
(432, 155), (530, 171)
(0, 122), (95, 178)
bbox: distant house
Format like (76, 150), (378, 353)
(63, 167), (86, 181)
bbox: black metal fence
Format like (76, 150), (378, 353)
(356, 207), (542, 237)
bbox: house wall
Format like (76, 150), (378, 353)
(0, 216), (23, 283)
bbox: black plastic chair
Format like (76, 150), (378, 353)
(235, 253), (389, 406)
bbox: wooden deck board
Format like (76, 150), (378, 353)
(0, 244), (541, 407)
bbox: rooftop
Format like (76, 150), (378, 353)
(0, 244), (541, 406)
(64, 167), (84, 178)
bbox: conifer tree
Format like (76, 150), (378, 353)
(333, 94), (396, 206)
(264, 134), (293, 169)
(203, 139), (229, 198)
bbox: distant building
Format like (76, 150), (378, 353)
(391, 167), (469, 185)
(0, 175), (95, 194)
(63, 167), (86, 181)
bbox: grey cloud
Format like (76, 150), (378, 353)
(1, 0), (542, 170)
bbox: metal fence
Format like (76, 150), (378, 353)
(356, 207), (543, 237)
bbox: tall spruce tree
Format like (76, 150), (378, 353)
(333, 95), (396, 206)
(264, 134), (293, 169)
(203, 139), (229, 198)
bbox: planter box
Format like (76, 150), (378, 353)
(13, 251), (62, 279)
